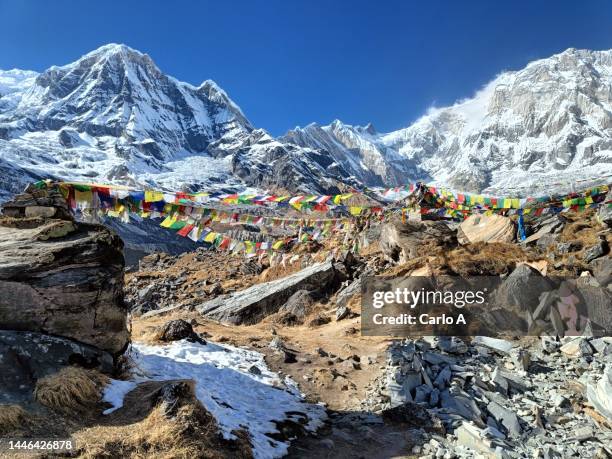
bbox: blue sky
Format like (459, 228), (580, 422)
(1, 0), (611, 135)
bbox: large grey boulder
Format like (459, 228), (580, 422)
(493, 264), (554, 312)
(198, 261), (338, 325)
(380, 220), (456, 264)
(458, 214), (515, 245)
(0, 330), (113, 404)
(523, 215), (566, 245)
(574, 277), (612, 334)
(0, 191), (129, 356)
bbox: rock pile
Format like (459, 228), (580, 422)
(363, 336), (612, 458)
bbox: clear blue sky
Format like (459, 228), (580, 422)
(1, 0), (611, 135)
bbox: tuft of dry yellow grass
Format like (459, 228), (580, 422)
(0, 405), (32, 434)
(34, 366), (109, 414)
(75, 403), (252, 459)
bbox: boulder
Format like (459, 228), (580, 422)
(198, 261), (338, 325)
(523, 215), (565, 245)
(597, 191), (612, 229)
(457, 214), (515, 245)
(471, 337), (514, 355)
(336, 278), (361, 308)
(583, 236), (609, 263)
(158, 319), (205, 344)
(455, 422), (509, 458)
(493, 264), (554, 312)
(0, 191), (129, 356)
(0, 330), (114, 404)
(487, 401), (521, 437)
(574, 277), (612, 334)
(380, 220), (456, 263)
(278, 289), (315, 319)
(590, 257), (612, 286)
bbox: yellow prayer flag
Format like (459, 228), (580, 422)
(145, 190), (164, 202)
(204, 231), (217, 243)
(160, 215), (176, 228)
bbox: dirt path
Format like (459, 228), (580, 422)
(132, 309), (426, 458)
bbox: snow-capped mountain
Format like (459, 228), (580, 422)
(282, 120), (428, 187)
(0, 44), (350, 200)
(287, 48), (612, 195)
(379, 48), (612, 194)
(0, 45), (611, 201)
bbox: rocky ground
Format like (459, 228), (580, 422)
(1, 186), (611, 458)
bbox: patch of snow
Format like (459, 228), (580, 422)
(103, 340), (326, 459)
(102, 379), (139, 414)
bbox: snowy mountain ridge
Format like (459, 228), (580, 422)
(0, 44), (611, 200)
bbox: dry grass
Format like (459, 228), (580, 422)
(0, 405), (33, 435)
(442, 242), (539, 276)
(381, 242), (538, 278)
(34, 366), (109, 415)
(548, 210), (611, 275)
(75, 395), (252, 459)
(558, 210), (604, 246)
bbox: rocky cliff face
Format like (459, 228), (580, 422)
(0, 187), (129, 356)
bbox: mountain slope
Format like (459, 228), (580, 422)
(0, 45), (611, 200)
(282, 120), (428, 187)
(0, 44), (349, 200)
(286, 48), (612, 194)
(382, 48), (612, 193)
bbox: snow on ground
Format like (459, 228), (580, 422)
(102, 340), (327, 459)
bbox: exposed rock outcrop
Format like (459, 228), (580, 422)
(0, 330), (114, 404)
(380, 220), (456, 264)
(198, 261), (339, 325)
(0, 188), (129, 356)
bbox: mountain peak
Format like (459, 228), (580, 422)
(82, 43), (145, 60)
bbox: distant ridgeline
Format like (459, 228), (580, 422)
(28, 179), (611, 257)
